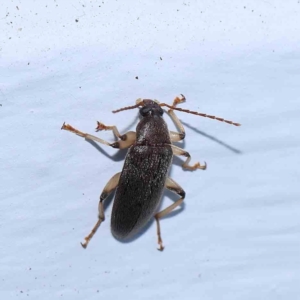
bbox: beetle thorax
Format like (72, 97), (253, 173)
(136, 115), (171, 145)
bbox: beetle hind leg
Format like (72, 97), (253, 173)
(155, 177), (186, 251)
(81, 172), (121, 249)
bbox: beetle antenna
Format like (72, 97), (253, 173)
(160, 103), (241, 126)
(112, 103), (142, 113)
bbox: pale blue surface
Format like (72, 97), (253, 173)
(1, 1), (300, 299)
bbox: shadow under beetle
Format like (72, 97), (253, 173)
(61, 95), (240, 251)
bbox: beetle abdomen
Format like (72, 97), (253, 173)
(111, 144), (173, 240)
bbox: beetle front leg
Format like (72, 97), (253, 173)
(95, 121), (136, 149)
(81, 172), (121, 249)
(96, 122), (130, 141)
(168, 94), (186, 142)
(155, 177), (186, 251)
(61, 122), (136, 149)
(171, 144), (207, 171)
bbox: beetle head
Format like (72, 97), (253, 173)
(139, 100), (164, 117)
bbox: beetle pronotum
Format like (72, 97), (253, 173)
(62, 95), (240, 251)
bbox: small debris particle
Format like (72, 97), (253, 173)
(160, 57), (162, 60)
(16, 6), (19, 10)
(75, 19), (79, 22)
(135, 76), (138, 79)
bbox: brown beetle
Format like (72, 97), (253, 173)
(61, 95), (240, 250)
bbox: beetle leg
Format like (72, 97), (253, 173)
(81, 172), (121, 249)
(171, 144), (207, 171)
(95, 121), (137, 149)
(61, 122), (136, 149)
(96, 122), (124, 139)
(168, 94), (186, 142)
(95, 121), (136, 149)
(154, 177), (186, 251)
(169, 130), (185, 142)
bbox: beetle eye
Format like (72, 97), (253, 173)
(140, 107), (151, 116)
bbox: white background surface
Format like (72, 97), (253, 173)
(1, 1), (300, 299)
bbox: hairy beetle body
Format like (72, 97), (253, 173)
(112, 107), (173, 239)
(61, 95), (240, 250)
(112, 142), (173, 239)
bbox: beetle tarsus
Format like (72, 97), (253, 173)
(80, 239), (89, 249)
(157, 236), (165, 251)
(194, 161), (207, 170)
(157, 243), (165, 251)
(80, 218), (103, 250)
(95, 121), (106, 131)
(173, 94), (186, 106)
(155, 217), (165, 251)
(61, 122), (71, 130)
(182, 161), (207, 171)
(61, 122), (83, 136)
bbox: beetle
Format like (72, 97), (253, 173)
(61, 95), (240, 250)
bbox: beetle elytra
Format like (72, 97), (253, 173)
(61, 95), (240, 251)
